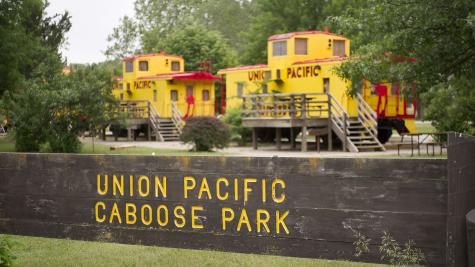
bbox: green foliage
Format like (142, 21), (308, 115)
(104, 16), (139, 59)
(180, 116), (230, 151)
(423, 76), (475, 135)
(346, 226), (426, 266)
(332, 0), (475, 91)
(222, 107), (251, 146)
(240, 0), (361, 64)
(159, 24), (237, 73)
(3, 64), (116, 153)
(379, 231), (426, 266)
(332, 0), (475, 133)
(0, 0), (71, 97)
(0, 236), (16, 267)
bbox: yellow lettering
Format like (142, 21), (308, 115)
(112, 175), (124, 196)
(184, 176), (196, 199)
(234, 178), (239, 201)
(109, 202), (122, 224)
(125, 203), (137, 224)
(216, 177), (229, 200)
(198, 177), (212, 200)
(256, 209), (270, 233)
(138, 175), (150, 197)
(191, 206), (204, 229)
(237, 209), (251, 232)
(221, 207), (234, 230)
(95, 201), (106, 223)
(276, 210), (290, 234)
(243, 178), (257, 202)
(129, 175), (134, 196)
(262, 179), (267, 203)
(174, 205), (186, 228)
(154, 175), (167, 198)
(272, 178), (286, 203)
(156, 205), (169, 226)
(97, 174), (108, 195)
(141, 204), (153, 225)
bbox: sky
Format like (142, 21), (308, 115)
(47, 0), (135, 64)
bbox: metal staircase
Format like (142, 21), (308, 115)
(328, 93), (385, 152)
(148, 102), (183, 142)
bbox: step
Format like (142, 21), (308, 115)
(348, 131), (373, 135)
(349, 136), (375, 140)
(356, 145), (384, 149)
(352, 141), (379, 145)
(348, 126), (366, 129)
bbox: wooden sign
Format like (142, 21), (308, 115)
(0, 133), (474, 266)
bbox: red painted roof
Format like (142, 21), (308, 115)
(268, 31), (346, 41)
(218, 64), (268, 72)
(122, 52), (183, 61)
(137, 72), (221, 81)
(292, 57), (348, 65)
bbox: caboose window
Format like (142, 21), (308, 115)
(333, 40), (346, 57)
(139, 61), (149, 71)
(295, 38), (308, 55)
(272, 40), (287, 56)
(171, 61), (180, 71)
(170, 90), (178, 101)
(125, 61), (133, 72)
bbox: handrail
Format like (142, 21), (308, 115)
(171, 101), (184, 134)
(147, 102), (165, 142)
(356, 93), (377, 119)
(356, 93), (378, 135)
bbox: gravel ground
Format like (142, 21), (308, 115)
(82, 136), (439, 158)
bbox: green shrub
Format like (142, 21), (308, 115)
(180, 116), (230, 151)
(0, 236), (16, 267)
(222, 107), (251, 146)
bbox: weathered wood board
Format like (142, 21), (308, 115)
(0, 133), (473, 266)
(0, 153), (447, 265)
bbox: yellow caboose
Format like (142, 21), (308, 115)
(112, 52), (220, 141)
(218, 29), (416, 152)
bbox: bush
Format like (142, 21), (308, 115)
(222, 107), (251, 146)
(180, 116), (230, 151)
(0, 236), (16, 267)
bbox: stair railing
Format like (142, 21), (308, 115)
(147, 101), (165, 142)
(327, 93), (351, 151)
(356, 93), (378, 136)
(171, 101), (184, 134)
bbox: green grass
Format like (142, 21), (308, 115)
(0, 136), (227, 156)
(3, 235), (386, 267)
(415, 121), (436, 133)
(0, 135), (15, 152)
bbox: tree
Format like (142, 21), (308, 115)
(0, 0), (71, 96)
(240, 0), (360, 64)
(105, 0), (249, 65)
(197, 0), (254, 55)
(331, 0), (475, 133)
(160, 24), (237, 72)
(4, 64), (116, 153)
(104, 16), (139, 59)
